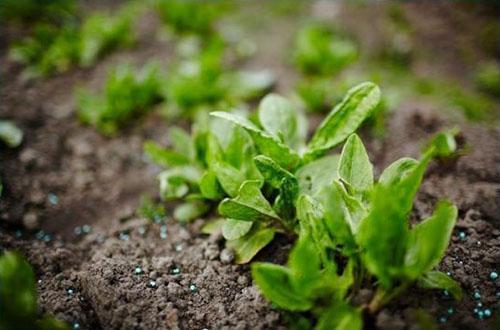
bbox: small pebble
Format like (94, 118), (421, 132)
(48, 193), (59, 205)
(477, 302), (483, 307)
(489, 271), (498, 280)
(67, 288), (75, 296)
(477, 310), (484, 319)
(15, 230), (23, 238)
(160, 225), (167, 239)
(438, 315), (447, 323)
(484, 309), (491, 318)
(82, 225), (92, 234)
(447, 307), (454, 315)
(473, 291), (481, 300)
(138, 227), (146, 236)
(119, 232), (130, 241)
(170, 267), (181, 275)
(72, 323), (80, 330)
(458, 231), (466, 240)
(148, 280), (157, 288)
(189, 284), (198, 293)
(74, 227), (82, 236)
(134, 266), (143, 275)
(175, 244), (182, 252)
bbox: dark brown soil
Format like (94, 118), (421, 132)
(1, 2), (499, 329)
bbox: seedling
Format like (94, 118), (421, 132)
(165, 39), (275, 117)
(144, 110), (262, 223)
(0, 251), (68, 330)
(293, 24), (357, 77)
(252, 131), (461, 329)
(156, 0), (225, 35)
(210, 82), (380, 262)
(76, 62), (164, 136)
(10, 7), (136, 77)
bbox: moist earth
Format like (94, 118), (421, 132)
(1, 2), (499, 330)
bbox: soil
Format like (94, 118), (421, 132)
(1, 2), (499, 329)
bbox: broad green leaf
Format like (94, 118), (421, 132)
(205, 133), (224, 167)
(0, 121), (23, 148)
(378, 157), (418, 186)
(210, 111), (301, 170)
(404, 202), (457, 279)
(144, 141), (190, 167)
(200, 218), (225, 235)
(158, 166), (201, 199)
(199, 171), (224, 200)
(258, 93), (300, 149)
(168, 126), (193, 158)
(315, 302), (362, 330)
(218, 180), (279, 222)
(296, 195), (335, 272)
(222, 219), (253, 240)
(254, 155), (295, 189)
(424, 128), (459, 158)
(211, 162), (245, 197)
(274, 176), (299, 225)
(224, 126), (254, 169)
(288, 233), (321, 294)
(251, 262), (312, 311)
(317, 181), (366, 255)
(227, 226), (276, 263)
(0, 252), (37, 328)
(418, 271), (462, 300)
(173, 200), (209, 222)
(356, 184), (409, 288)
(338, 134), (373, 191)
(305, 82), (381, 159)
(296, 155), (340, 197)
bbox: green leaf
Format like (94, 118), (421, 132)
(218, 180), (280, 222)
(210, 111), (301, 170)
(222, 219), (253, 240)
(224, 125), (255, 170)
(173, 200), (210, 222)
(199, 171), (224, 200)
(296, 155), (340, 197)
(168, 126), (193, 158)
(424, 128), (459, 158)
(144, 141), (190, 167)
(36, 315), (69, 330)
(404, 202), (457, 279)
(356, 184), (409, 288)
(288, 233), (321, 294)
(315, 302), (362, 330)
(378, 157), (418, 186)
(317, 181), (366, 254)
(258, 93), (300, 149)
(158, 166), (201, 199)
(251, 262), (312, 311)
(211, 161), (246, 197)
(305, 82), (381, 159)
(296, 195), (335, 272)
(338, 134), (373, 191)
(418, 271), (462, 300)
(227, 226), (276, 264)
(254, 155), (295, 189)
(0, 121), (23, 148)
(200, 218), (225, 235)
(0, 251), (37, 328)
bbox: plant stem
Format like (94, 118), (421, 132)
(367, 282), (410, 314)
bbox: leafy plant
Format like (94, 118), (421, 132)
(293, 24), (357, 77)
(144, 110), (262, 223)
(156, 0), (224, 35)
(0, 0), (75, 24)
(252, 131), (461, 328)
(0, 251), (68, 330)
(209, 82), (381, 262)
(77, 62), (164, 136)
(10, 7), (136, 77)
(164, 39), (275, 118)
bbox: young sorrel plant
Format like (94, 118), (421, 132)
(209, 82), (381, 262)
(144, 111), (262, 223)
(252, 131), (461, 329)
(10, 6), (136, 77)
(0, 251), (68, 330)
(76, 62), (164, 136)
(293, 24), (358, 77)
